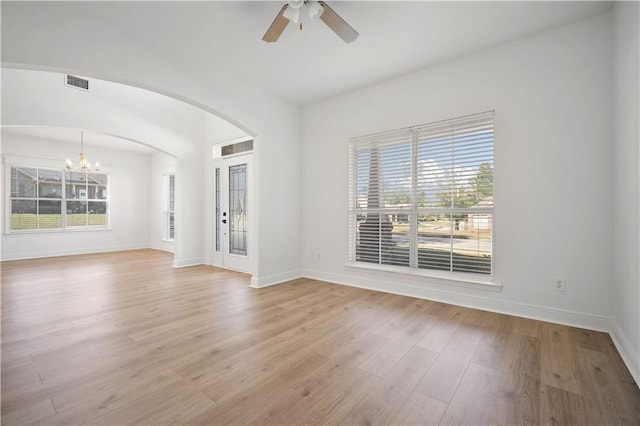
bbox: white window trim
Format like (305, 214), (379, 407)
(348, 111), (495, 287)
(4, 159), (110, 234)
(344, 261), (502, 292)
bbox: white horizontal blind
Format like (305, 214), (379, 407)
(348, 111), (494, 275)
(168, 174), (176, 240)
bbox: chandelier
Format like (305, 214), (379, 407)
(65, 130), (100, 173)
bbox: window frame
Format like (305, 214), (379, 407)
(348, 111), (497, 286)
(5, 163), (110, 234)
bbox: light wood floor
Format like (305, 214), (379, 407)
(2, 250), (639, 425)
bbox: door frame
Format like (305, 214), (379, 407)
(211, 152), (253, 274)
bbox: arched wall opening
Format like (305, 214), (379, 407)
(1, 52), (303, 286)
(0, 68), (261, 275)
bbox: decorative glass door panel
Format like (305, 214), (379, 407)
(228, 164), (247, 256)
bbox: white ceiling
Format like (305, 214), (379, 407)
(70, 0), (612, 106)
(0, 1), (613, 152)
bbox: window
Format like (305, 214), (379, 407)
(221, 139), (253, 157)
(348, 111), (494, 275)
(9, 166), (109, 232)
(66, 172), (108, 227)
(166, 174), (175, 240)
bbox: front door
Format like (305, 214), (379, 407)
(213, 154), (251, 273)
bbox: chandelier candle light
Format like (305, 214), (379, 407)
(65, 130), (100, 173)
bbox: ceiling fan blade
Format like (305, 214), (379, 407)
(262, 4), (290, 43)
(318, 1), (358, 43)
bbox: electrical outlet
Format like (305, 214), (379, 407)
(553, 277), (566, 292)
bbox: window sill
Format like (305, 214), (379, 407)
(5, 227), (112, 236)
(344, 261), (502, 292)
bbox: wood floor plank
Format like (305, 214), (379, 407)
(0, 322), (25, 345)
(471, 329), (509, 371)
(540, 323), (582, 394)
(200, 350), (329, 404)
(189, 352), (332, 426)
(27, 321), (121, 356)
(415, 304), (470, 353)
(1, 379), (48, 415)
(508, 315), (542, 339)
(539, 384), (589, 426)
(574, 344), (640, 424)
(336, 347), (439, 425)
(2, 362), (172, 416)
(372, 297), (428, 338)
(415, 324), (484, 403)
(2, 249), (639, 425)
(0, 398), (56, 426)
(33, 333), (152, 383)
(1, 362), (42, 390)
(440, 363), (498, 425)
(1, 340), (32, 366)
(390, 391), (448, 425)
(469, 311), (511, 370)
(270, 368), (380, 424)
(50, 368), (183, 420)
(492, 334), (541, 425)
(359, 312), (437, 377)
(82, 382), (214, 426)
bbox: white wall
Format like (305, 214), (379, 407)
(612, 1), (640, 383)
(149, 151), (176, 253)
(302, 13), (614, 330)
(1, 2), (303, 283)
(1, 132), (151, 260)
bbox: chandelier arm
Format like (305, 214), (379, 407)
(64, 130), (100, 173)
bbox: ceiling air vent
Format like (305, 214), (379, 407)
(65, 74), (90, 91)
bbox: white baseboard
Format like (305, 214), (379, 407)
(148, 244), (174, 254)
(250, 269), (303, 288)
(0, 244), (149, 261)
(149, 242), (175, 254)
(172, 257), (204, 268)
(610, 319), (640, 385)
(302, 268), (611, 333)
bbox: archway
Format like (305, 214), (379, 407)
(1, 68), (254, 275)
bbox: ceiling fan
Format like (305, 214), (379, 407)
(262, 0), (359, 44)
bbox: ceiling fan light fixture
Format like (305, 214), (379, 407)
(283, 5), (301, 23)
(288, 0), (304, 10)
(306, 1), (324, 20)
